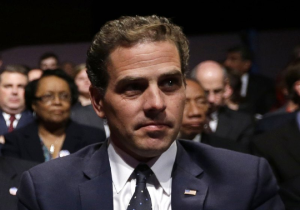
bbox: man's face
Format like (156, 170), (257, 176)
(180, 80), (208, 139)
(40, 57), (58, 70)
(223, 52), (250, 76)
(90, 41), (186, 161)
(0, 72), (28, 114)
(196, 70), (227, 114)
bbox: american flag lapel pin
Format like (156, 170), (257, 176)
(184, 189), (197, 195)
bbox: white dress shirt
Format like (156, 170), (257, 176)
(108, 138), (176, 210)
(240, 73), (249, 97)
(209, 111), (218, 132)
(2, 112), (21, 129)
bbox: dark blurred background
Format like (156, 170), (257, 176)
(0, 0), (298, 51)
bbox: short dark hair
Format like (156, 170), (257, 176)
(86, 15), (189, 95)
(25, 69), (78, 111)
(227, 45), (254, 61)
(38, 52), (59, 66)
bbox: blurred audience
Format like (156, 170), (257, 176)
(1, 69), (106, 163)
(223, 44), (277, 119)
(178, 78), (249, 153)
(190, 60), (255, 148)
(255, 58), (300, 134)
(61, 61), (75, 77)
(38, 52), (59, 70)
(251, 58), (300, 209)
(27, 68), (43, 82)
(71, 63), (108, 136)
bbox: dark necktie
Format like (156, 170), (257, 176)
(8, 114), (16, 132)
(127, 164), (153, 210)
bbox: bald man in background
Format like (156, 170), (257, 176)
(190, 60), (255, 150)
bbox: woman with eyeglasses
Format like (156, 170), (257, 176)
(1, 69), (106, 163)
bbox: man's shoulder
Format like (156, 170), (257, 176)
(178, 139), (257, 162)
(220, 106), (254, 121)
(249, 73), (274, 85)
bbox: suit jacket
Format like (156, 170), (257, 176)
(252, 117), (300, 209)
(212, 106), (255, 147)
(0, 109), (34, 156)
(0, 109), (35, 136)
(254, 111), (297, 135)
(17, 139), (284, 210)
(0, 156), (38, 210)
(201, 132), (250, 154)
(1, 120), (107, 163)
(240, 73), (276, 116)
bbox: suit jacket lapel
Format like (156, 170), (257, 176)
(80, 141), (113, 210)
(16, 110), (34, 129)
(284, 119), (300, 164)
(0, 111), (8, 135)
(24, 122), (45, 162)
(215, 108), (231, 137)
(171, 141), (208, 210)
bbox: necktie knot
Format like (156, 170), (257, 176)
(134, 164), (153, 184)
(10, 114), (16, 121)
(127, 164), (153, 210)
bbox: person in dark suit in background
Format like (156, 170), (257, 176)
(0, 156), (38, 210)
(223, 44), (277, 119)
(0, 65), (35, 153)
(16, 15), (284, 210)
(2, 69), (106, 163)
(71, 63), (108, 136)
(190, 60), (255, 148)
(254, 58), (300, 135)
(252, 58), (300, 209)
(178, 78), (250, 153)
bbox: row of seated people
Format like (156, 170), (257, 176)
(0, 67), (109, 209)
(0, 45), (298, 209)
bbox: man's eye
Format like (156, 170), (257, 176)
(160, 78), (181, 91)
(122, 83), (145, 97)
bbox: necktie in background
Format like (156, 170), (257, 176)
(8, 114), (16, 132)
(127, 164), (153, 210)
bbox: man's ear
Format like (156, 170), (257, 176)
(89, 86), (106, 118)
(293, 81), (300, 96)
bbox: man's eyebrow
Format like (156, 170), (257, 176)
(117, 70), (183, 85)
(159, 70), (183, 78)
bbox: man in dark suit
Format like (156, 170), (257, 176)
(0, 156), (38, 210)
(0, 66), (35, 153)
(190, 60), (255, 147)
(252, 58), (300, 209)
(223, 44), (277, 118)
(17, 15), (284, 209)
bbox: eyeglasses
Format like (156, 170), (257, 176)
(34, 92), (71, 103)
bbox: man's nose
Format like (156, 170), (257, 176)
(187, 101), (201, 116)
(143, 86), (166, 112)
(207, 92), (216, 103)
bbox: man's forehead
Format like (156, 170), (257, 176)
(0, 72), (27, 83)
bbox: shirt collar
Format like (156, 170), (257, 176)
(108, 138), (177, 196)
(2, 112), (21, 121)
